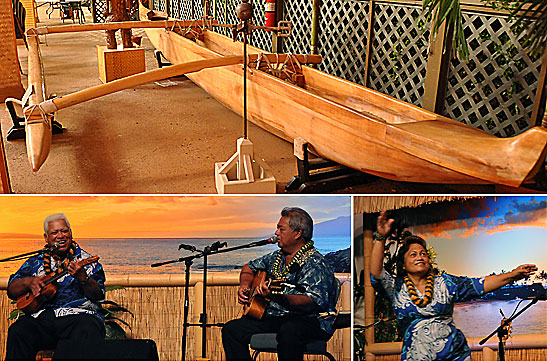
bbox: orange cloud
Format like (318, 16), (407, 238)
(0, 196), (343, 239)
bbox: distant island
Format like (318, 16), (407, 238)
(314, 216), (351, 237)
(482, 283), (546, 301)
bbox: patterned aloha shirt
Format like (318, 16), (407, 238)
(247, 247), (338, 335)
(9, 244), (106, 321)
(371, 269), (485, 361)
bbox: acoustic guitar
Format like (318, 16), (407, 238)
(16, 255), (100, 315)
(243, 270), (285, 320)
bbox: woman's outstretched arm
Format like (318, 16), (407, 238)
(370, 211), (394, 278)
(483, 264), (538, 293)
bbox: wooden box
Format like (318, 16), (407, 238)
(97, 45), (145, 83)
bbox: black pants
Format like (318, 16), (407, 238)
(222, 315), (331, 361)
(6, 309), (105, 360)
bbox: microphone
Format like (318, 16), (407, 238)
(178, 243), (197, 252)
(252, 236), (278, 247)
(46, 242), (61, 251)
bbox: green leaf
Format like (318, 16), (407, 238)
(9, 309), (23, 320)
(423, 0), (469, 61)
(106, 315), (132, 329)
(105, 321), (128, 340)
(105, 285), (125, 292)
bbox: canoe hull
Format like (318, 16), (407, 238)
(141, 7), (547, 187)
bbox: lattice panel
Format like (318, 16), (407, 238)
(248, 2), (270, 52)
(445, 12), (542, 136)
(168, 0), (181, 18)
(154, 0), (165, 12)
(282, 0), (313, 55)
(93, 0), (108, 22)
(92, 0), (137, 22)
(368, 2), (430, 106)
(178, 0), (192, 18)
(212, 0), (230, 36)
(317, 0), (369, 85)
(194, 0), (203, 18)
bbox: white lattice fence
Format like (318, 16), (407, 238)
(148, 0), (546, 136)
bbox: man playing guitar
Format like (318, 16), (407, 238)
(222, 207), (338, 361)
(6, 213), (106, 360)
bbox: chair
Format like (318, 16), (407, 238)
(249, 277), (343, 361)
(59, 1), (72, 22)
(69, 1), (85, 24)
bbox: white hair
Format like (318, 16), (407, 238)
(43, 213), (71, 234)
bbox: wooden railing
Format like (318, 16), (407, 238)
(0, 272), (351, 360)
(365, 334), (547, 361)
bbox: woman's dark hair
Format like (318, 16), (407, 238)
(395, 235), (428, 277)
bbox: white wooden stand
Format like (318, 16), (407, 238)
(214, 138), (276, 194)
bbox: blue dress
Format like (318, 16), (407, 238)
(371, 269), (484, 361)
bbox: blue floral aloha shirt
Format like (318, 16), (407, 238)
(371, 269), (485, 361)
(9, 244), (106, 321)
(247, 248), (338, 335)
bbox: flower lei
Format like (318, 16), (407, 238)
(271, 240), (316, 279)
(404, 271), (435, 307)
(43, 242), (77, 276)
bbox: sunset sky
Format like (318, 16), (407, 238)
(0, 195), (351, 239)
(409, 196), (547, 277)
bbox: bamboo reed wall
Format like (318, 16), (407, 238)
(0, 273), (350, 360)
(354, 196), (481, 214)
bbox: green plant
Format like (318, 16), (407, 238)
(486, 0), (547, 57)
(422, 0), (546, 61)
(102, 285), (134, 339)
(422, 0), (468, 60)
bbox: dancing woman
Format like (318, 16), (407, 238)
(370, 211), (537, 361)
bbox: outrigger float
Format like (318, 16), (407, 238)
(10, 2), (547, 188)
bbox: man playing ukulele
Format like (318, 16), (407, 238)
(222, 207), (338, 361)
(6, 213), (106, 360)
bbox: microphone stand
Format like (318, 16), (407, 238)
(479, 297), (541, 360)
(0, 245), (53, 263)
(150, 238), (275, 361)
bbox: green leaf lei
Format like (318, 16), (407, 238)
(270, 240), (316, 279)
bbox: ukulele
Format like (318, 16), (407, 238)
(16, 255), (100, 315)
(243, 270), (285, 320)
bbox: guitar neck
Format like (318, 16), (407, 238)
(44, 268), (71, 286)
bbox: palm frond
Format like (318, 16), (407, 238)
(510, 0), (547, 56)
(423, 0), (469, 60)
(105, 321), (128, 340)
(105, 285), (125, 292)
(9, 309), (23, 320)
(485, 0), (547, 57)
(106, 315), (132, 329)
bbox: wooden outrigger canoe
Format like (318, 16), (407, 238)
(21, 21), (317, 171)
(140, 2), (547, 188)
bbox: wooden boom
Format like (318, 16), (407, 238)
(22, 20), (321, 171)
(139, 2), (547, 187)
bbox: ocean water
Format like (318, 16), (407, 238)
(454, 299), (547, 337)
(0, 236), (349, 276)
